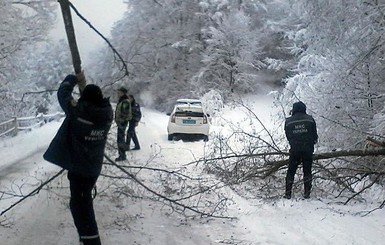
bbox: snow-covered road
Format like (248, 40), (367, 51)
(1, 97), (385, 245)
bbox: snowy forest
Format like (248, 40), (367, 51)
(2, 0), (385, 202)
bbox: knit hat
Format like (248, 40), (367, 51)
(81, 84), (103, 105)
(117, 86), (128, 94)
(292, 101), (306, 114)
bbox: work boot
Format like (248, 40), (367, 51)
(304, 182), (311, 199)
(81, 236), (102, 245)
(115, 156), (126, 161)
(285, 182), (293, 199)
(303, 187), (311, 199)
(82, 237), (102, 245)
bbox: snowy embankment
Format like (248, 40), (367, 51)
(0, 95), (385, 245)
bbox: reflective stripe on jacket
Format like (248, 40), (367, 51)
(44, 75), (113, 177)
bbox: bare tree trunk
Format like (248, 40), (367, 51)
(255, 148), (385, 178)
(58, 0), (82, 74)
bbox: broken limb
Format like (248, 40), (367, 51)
(68, 1), (130, 78)
(254, 148), (385, 179)
(0, 169), (65, 216)
(104, 154), (235, 219)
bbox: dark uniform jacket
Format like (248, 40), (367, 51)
(285, 111), (318, 152)
(130, 100), (142, 123)
(43, 75), (113, 177)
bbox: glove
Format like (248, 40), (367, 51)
(70, 99), (77, 107)
(76, 70), (86, 93)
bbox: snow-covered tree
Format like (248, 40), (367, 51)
(0, 0), (55, 80)
(194, 0), (293, 97)
(0, 0), (57, 120)
(18, 40), (73, 115)
(92, 0), (292, 109)
(91, 0), (203, 110)
(279, 0), (385, 150)
(196, 10), (263, 93)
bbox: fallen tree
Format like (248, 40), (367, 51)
(202, 147), (385, 183)
(255, 147), (385, 179)
(203, 134), (385, 206)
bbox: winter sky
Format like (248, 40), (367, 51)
(50, 0), (126, 63)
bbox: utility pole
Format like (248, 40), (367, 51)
(58, 0), (82, 74)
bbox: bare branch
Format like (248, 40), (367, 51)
(152, 0), (163, 7)
(239, 101), (282, 152)
(20, 89), (57, 102)
(0, 169), (65, 216)
(343, 173), (382, 205)
(104, 154), (235, 219)
(68, 1), (130, 77)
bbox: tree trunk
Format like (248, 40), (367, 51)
(58, 0), (82, 74)
(248, 148), (385, 179)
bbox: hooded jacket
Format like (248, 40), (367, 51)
(284, 102), (318, 151)
(44, 75), (113, 177)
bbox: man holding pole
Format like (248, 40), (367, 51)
(54, 1), (113, 244)
(44, 72), (113, 245)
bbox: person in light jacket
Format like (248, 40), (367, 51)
(114, 87), (132, 161)
(44, 73), (113, 245)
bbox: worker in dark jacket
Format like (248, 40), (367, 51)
(284, 101), (318, 199)
(44, 73), (113, 245)
(114, 87), (132, 161)
(126, 94), (141, 150)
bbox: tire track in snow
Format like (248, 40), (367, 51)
(0, 147), (47, 181)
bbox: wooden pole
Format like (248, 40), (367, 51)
(13, 117), (18, 136)
(58, 0), (82, 74)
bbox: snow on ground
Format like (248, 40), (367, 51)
(1, 94), (385, 245)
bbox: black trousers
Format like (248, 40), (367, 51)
(285, 149), (313, 196)
(117, 121), (128, 157)
(126, 121), (140, 149)
(68, 172), (101, 244)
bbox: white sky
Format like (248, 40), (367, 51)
(50, 0), (127, 64)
